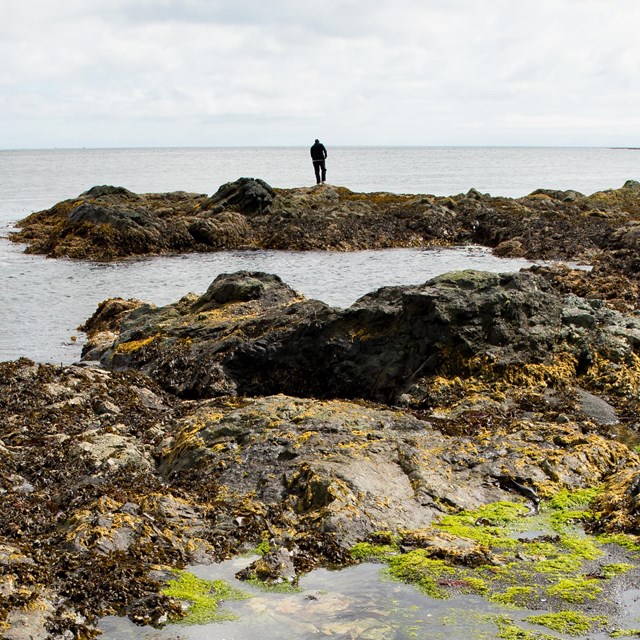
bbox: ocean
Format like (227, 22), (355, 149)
(0, 146), (637, 364)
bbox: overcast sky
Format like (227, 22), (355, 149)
(2, 0), (639, 149)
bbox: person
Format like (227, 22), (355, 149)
(310, 139), (327, 184)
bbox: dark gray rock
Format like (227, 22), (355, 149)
(205, 177), (275, 215)
(85, 269), (640, 406)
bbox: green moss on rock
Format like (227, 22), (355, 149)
(162, 571), (251, 624)
(524, 611), (607, 636)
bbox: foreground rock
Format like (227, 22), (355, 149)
(1, 358), (638, 637)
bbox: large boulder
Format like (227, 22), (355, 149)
(84, 270), (640, 410)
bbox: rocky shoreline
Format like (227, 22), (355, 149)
(2, 180), (640, 638)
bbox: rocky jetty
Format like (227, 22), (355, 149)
(11, 177), (640, 313)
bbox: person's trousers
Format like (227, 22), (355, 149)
(313, 160), (326, 184)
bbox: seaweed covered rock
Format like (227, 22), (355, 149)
(591, 466), (640, 534)
(82, 270), (640, 413)
(11, 180), (640, 292)
(158, 394), (637, 547)
(1, 357), (638, 636)
(9, 188), (209, 259)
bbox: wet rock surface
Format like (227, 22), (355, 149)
(2, 358), (638, 637)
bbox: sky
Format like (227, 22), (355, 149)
(2, 0), (640, 149)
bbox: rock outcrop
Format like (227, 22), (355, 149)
(82, 270), (640, 418)
(7, 178), (640, 264)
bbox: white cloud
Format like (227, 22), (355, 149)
(2, 0), (640, 147)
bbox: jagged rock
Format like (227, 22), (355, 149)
(204, 177), (275, 214)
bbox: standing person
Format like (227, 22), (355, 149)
(310, 139), (328, 185)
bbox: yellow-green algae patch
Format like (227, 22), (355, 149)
(494, 615), (558, 640)
(350, 541), (398, 562)
(350, 490), (640, 617)
(386, 552), (455, 599)
(162, 570), (251, 624)
(114, 334), (160, 353)
(524, 611), (607, 636)
(545, 577), (602, 603)
(490, 586), (535, 607)
(597, 533), (640, 554)
(436, 501), (528, 548)
(602, 563), (634, 578)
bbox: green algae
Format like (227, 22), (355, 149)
(602, 562), (634, 578)
(254, 539), (271, 555)
(598, 533), (640, 554)
(494, 615), (558, 640)
(559, 535), (601, 560)
(548, 488), (600, 533)
(349, 493), (640, 630)
(548, 487), (601, 510)
(435, 501), (527, 548)
(386, 552), (454, 598)
(162, 571), (251, 624)
(545, 577), (602, 603)
(350, 541), (398, 561)
(524, 611), (607, 636)
(610, 630), (640, 637)
(490, 586), (535, 607)
(440, 501), (529, 528)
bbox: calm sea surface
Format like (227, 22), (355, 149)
(1, 146), (635, 363)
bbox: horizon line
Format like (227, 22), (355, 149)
(2, 144), (638, 153)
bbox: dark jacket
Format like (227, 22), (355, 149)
(310, 141), (327, 161)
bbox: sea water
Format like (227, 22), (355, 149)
(97, 556), (636, 640)
(1, 146), (635, 363)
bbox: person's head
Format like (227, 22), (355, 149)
(314, 139), (320, 144)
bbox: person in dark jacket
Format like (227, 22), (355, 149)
(310, 139), (328, 184)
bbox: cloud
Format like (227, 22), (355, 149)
(2, 0), (640, 147)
